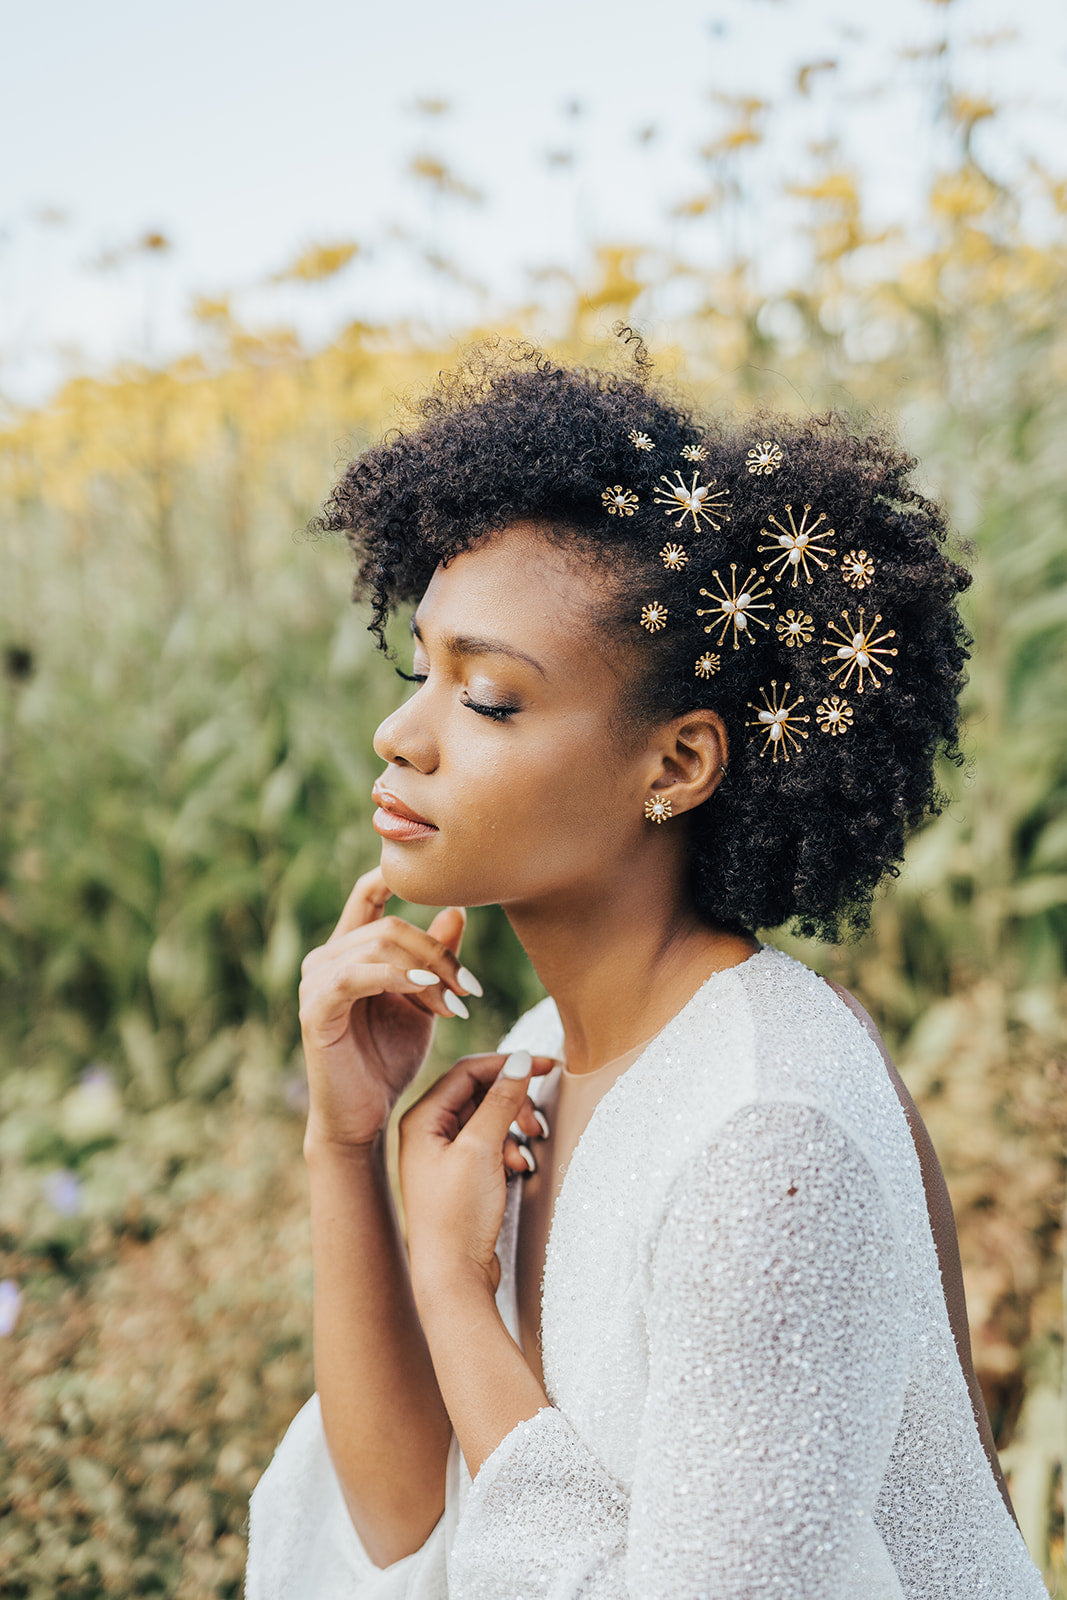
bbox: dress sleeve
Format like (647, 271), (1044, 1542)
(446, 1101), (912, 1599)
(244, 1391), (452, 1600)
(243, 999), (562, 1597)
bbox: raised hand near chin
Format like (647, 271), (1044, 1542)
(298, 865), (481, 1151)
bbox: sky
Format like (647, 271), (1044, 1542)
(2, 0), (1064, 406)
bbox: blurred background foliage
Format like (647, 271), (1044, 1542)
(1, 44), (1065, 1600)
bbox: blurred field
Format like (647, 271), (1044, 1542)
(1, 89), (1065, 1597)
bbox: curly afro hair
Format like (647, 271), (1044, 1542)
(311, 340), (971, 942)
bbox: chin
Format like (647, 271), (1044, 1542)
(377, 842), (491, 910)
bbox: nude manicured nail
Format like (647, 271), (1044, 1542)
(406, 969), (439, 986)
(508, 1119), (527, 1140)
(443, 990), (470, 1019)
(500, 1049), (532, 1080)
(532, 1109), (550, 1140)
(456, 965), (483, 997)
(518, 1145), (536, 1173)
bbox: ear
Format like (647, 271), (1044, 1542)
(648, 709), (729, 815)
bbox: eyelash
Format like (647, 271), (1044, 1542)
(394, 667), (517, 722)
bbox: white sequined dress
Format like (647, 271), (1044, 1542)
(244, 944), (1048, 1598)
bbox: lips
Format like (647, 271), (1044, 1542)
(371, 783), (439, 841)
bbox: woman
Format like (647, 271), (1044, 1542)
(244, 348), (1048, 1598)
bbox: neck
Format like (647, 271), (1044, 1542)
(503, 864), (759, 1076)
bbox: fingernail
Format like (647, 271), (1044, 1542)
(508, 1119), (526, 1140)
(532, 1109), (550, 1140)
(443, 990), (470, 1019)
(456, 965), (483, 997)
(406, 969), (439, 986)
(500, 1049), (532, 1080)
(518, 1145), (536, 1173)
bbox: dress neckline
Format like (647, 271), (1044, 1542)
(532, 940), (769, 1117)
(510, 941), (775, 1374)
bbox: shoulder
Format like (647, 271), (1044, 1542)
(718, 944), (893, 1109)
(700, 940), (895, 1120)
(654, 947), (926, 1244)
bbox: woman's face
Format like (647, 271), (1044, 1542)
(371, 521), (661, 913)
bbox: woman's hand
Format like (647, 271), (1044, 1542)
(399, 1051), (556, 1298)
(298, 865), (481, 1151)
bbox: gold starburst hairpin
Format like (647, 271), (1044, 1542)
(746, 440), (783, 475)
(841, 550), (875, 590)
(758, 504), (837, 587)
(640, 601), (669, 633)
(697, 565), (774, 649)
(775, 609), (814, 648)
(695, 651), (720, 678)
(816, 694), (854, 735)
(629, 430), (654, 451)
(746, 680), (810, 763)
(654, 471), (731, 533)
(603, 486), (639, 516)
(680, 443), (707, 462)
(822, 609), (897, 693)
(659, 542), (688, 571)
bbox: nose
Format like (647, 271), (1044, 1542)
(373, 695), (438, 774)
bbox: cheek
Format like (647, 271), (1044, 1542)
(480, 721), (625, 850)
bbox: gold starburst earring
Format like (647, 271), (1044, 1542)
(644, 794), (673, 823)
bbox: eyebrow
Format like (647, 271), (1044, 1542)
(410, 615), (547, 678)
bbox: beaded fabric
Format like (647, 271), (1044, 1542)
(244, 946), (1048, 1600)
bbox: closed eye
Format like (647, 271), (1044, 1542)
(394, 666), (517, 722)
(464, 698), (517, 722)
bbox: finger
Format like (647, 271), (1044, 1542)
(308, 935), (472, 1021)
(428, 905), (467, 957)
(327, 923), (482, 1001)
(406, 1053), (555, 1133)
(504, 1137), (537, 1175)
(411, 1054), (518, 1125)
(331, 866), (393, 940)
(456, 1050), (534, 1154)
(299, 961), (441, 1044)
(509, 1100), (550, 1142)
(426, 906), (483, 997)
